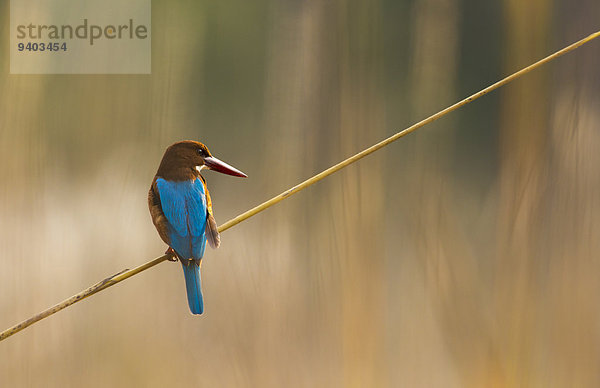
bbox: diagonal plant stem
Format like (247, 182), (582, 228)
(1, 30), (599, 343)
(0, 256), (170, 342)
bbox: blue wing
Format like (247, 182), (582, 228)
(156, 178), (208, 260)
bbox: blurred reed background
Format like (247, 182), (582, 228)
(1, 0), (599, 387)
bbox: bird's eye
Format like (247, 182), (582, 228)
(197, 148), (204, 156)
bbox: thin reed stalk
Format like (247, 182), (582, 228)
(1, 30), (598, 343)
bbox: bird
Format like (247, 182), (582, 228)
(148, 141), (247, 314)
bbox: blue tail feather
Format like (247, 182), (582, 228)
(181, 260), (204, 315)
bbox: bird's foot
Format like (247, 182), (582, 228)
(165, 247), (178, 262)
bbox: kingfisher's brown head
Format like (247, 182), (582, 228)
(156, 140), (247, 181)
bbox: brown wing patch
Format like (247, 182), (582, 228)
(206, 213), (220, 249)
(201, 176), (221, 249)
(148, 178), (170, 246)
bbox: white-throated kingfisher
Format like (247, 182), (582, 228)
(149, 141), (247, 314)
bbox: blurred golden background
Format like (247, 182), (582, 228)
(1, 0), (599, 387)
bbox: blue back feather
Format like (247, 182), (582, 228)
(156, 177), (209, 314)
(156, 178), (208, 260)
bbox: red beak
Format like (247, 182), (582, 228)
(203, 156), (247, 178)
